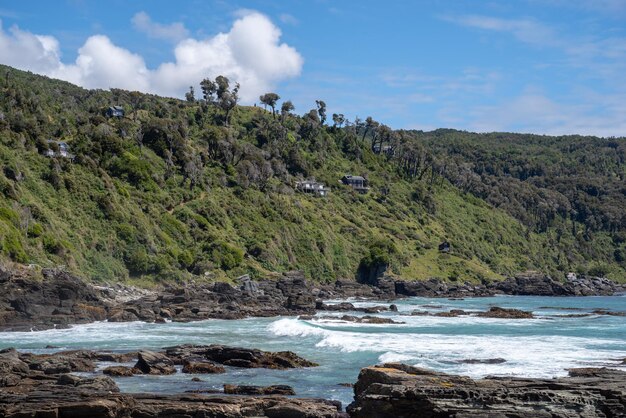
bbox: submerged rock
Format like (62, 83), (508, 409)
(458, 358), (507, 364)
(477, 306), (534, 319)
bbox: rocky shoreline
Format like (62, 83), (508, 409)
(0, 265), (623, 332)
(2, 346), (625, 417)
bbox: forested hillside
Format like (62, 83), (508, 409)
(0, 65), (624, 284)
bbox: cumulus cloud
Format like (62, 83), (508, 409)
(0, 11), (303, 102)
(152, 11), (303, 101)
(132, 11), (189, 43)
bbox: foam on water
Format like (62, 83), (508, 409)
(1, 294), (625, 405)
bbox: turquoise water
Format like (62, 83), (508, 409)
(1, 295), (625, 407)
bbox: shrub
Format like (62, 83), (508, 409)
(210, 241), (244, 271)
(27, 222), (44, 237)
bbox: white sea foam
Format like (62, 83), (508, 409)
(267, 317), (626, 379)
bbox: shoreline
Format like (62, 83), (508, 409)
(1, 345), (625, 417)
(1, 266), (624, 332)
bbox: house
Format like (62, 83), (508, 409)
(373, 144), (394, 155)
(340, 175), (370, 194)
(44, 140), (74, 159)
(106, 106), (125, 118)
(295, 179), (329, 197)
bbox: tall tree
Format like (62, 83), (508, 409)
(259, 93), (280, 117)
(315, 100), (327, 125)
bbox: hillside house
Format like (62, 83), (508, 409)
(373, 144), (394, 155)
(438, 241), (451, 253)
(340, 175), (370, 194)
(106, 106), (125, 118)
(296, 180), (329, 197)
(43, 140), (73, 159)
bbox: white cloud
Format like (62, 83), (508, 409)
(467, 89), (626, 137)
(442, 15), (560, 47)
(0, 11), (303, 102)
(131, 11), (189, 43)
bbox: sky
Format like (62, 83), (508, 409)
(0, 0), (625, 137)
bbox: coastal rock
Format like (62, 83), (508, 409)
(477, 306), (534, 319)
(315, 315), (404, 324)
(223, 384), (296, 395)
(134, 350), (176, 375)
(458, 358), (506, 364)
(182, 359), (226, 374)
(165, 344), (318, 369)
(102, 366), (136, 376)
(0, 357), (342, 418)
(348, 363), (626, 417)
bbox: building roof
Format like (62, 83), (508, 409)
(343, 175), (365, 181)
(109, 106), (124, 111)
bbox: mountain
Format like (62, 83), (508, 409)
(0, 65), (624, 284)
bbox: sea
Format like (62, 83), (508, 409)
(1, 294), (625, 407)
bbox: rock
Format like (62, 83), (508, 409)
(434, 309), (468, 317)
(317, 315), (404, 324)
(190, 377), (202, 382)
(348, 363), (626, 418)
(134, 351), (176, 375)
(458, 358), (507, 364)
(182, 359), (225, 374)
(223, 384), (296, 395)
(0, 348), (29, 375)
(592, 309), (626, 316)
(165, 344), (318, 369)
(477, 306), (534, 319)
(56, 373), (82, 386)
(102, 366), (136, 377)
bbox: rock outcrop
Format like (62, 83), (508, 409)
(0, 347), (342, 418)
(0, 264), (623, 332)
(164, 344), (319, 369)
(347, 363), (626, 417)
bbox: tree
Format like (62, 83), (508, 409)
(259, 93), (280, 117)
(185, 86), (195, 103)
(332, 113), (345, 128)
(200, 78), (217, 103)
(218, 82), (240, 126)
(281, 100), (295, 122)
(315, 100), (327, 125)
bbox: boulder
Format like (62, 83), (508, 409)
(181, 360), (225, 374)
(134, 351), (176, 375)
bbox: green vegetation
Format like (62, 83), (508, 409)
(0, 65), (624, 284)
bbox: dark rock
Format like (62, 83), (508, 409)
(224, 384), (296, 395)
(478, 306), (534, 319)
(102, 366), (136, 377)
(134, 351), (176, 375)
(348, 363), (626, 417)
(317, 315), (404, 324)
(458, 358), (507, 364)
(182, 359), (225, 374)
(165, 344), (318, 369)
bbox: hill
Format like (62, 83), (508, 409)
(0, 65), (624, 284)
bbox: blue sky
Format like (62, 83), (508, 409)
(1, 0), (625, 136)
